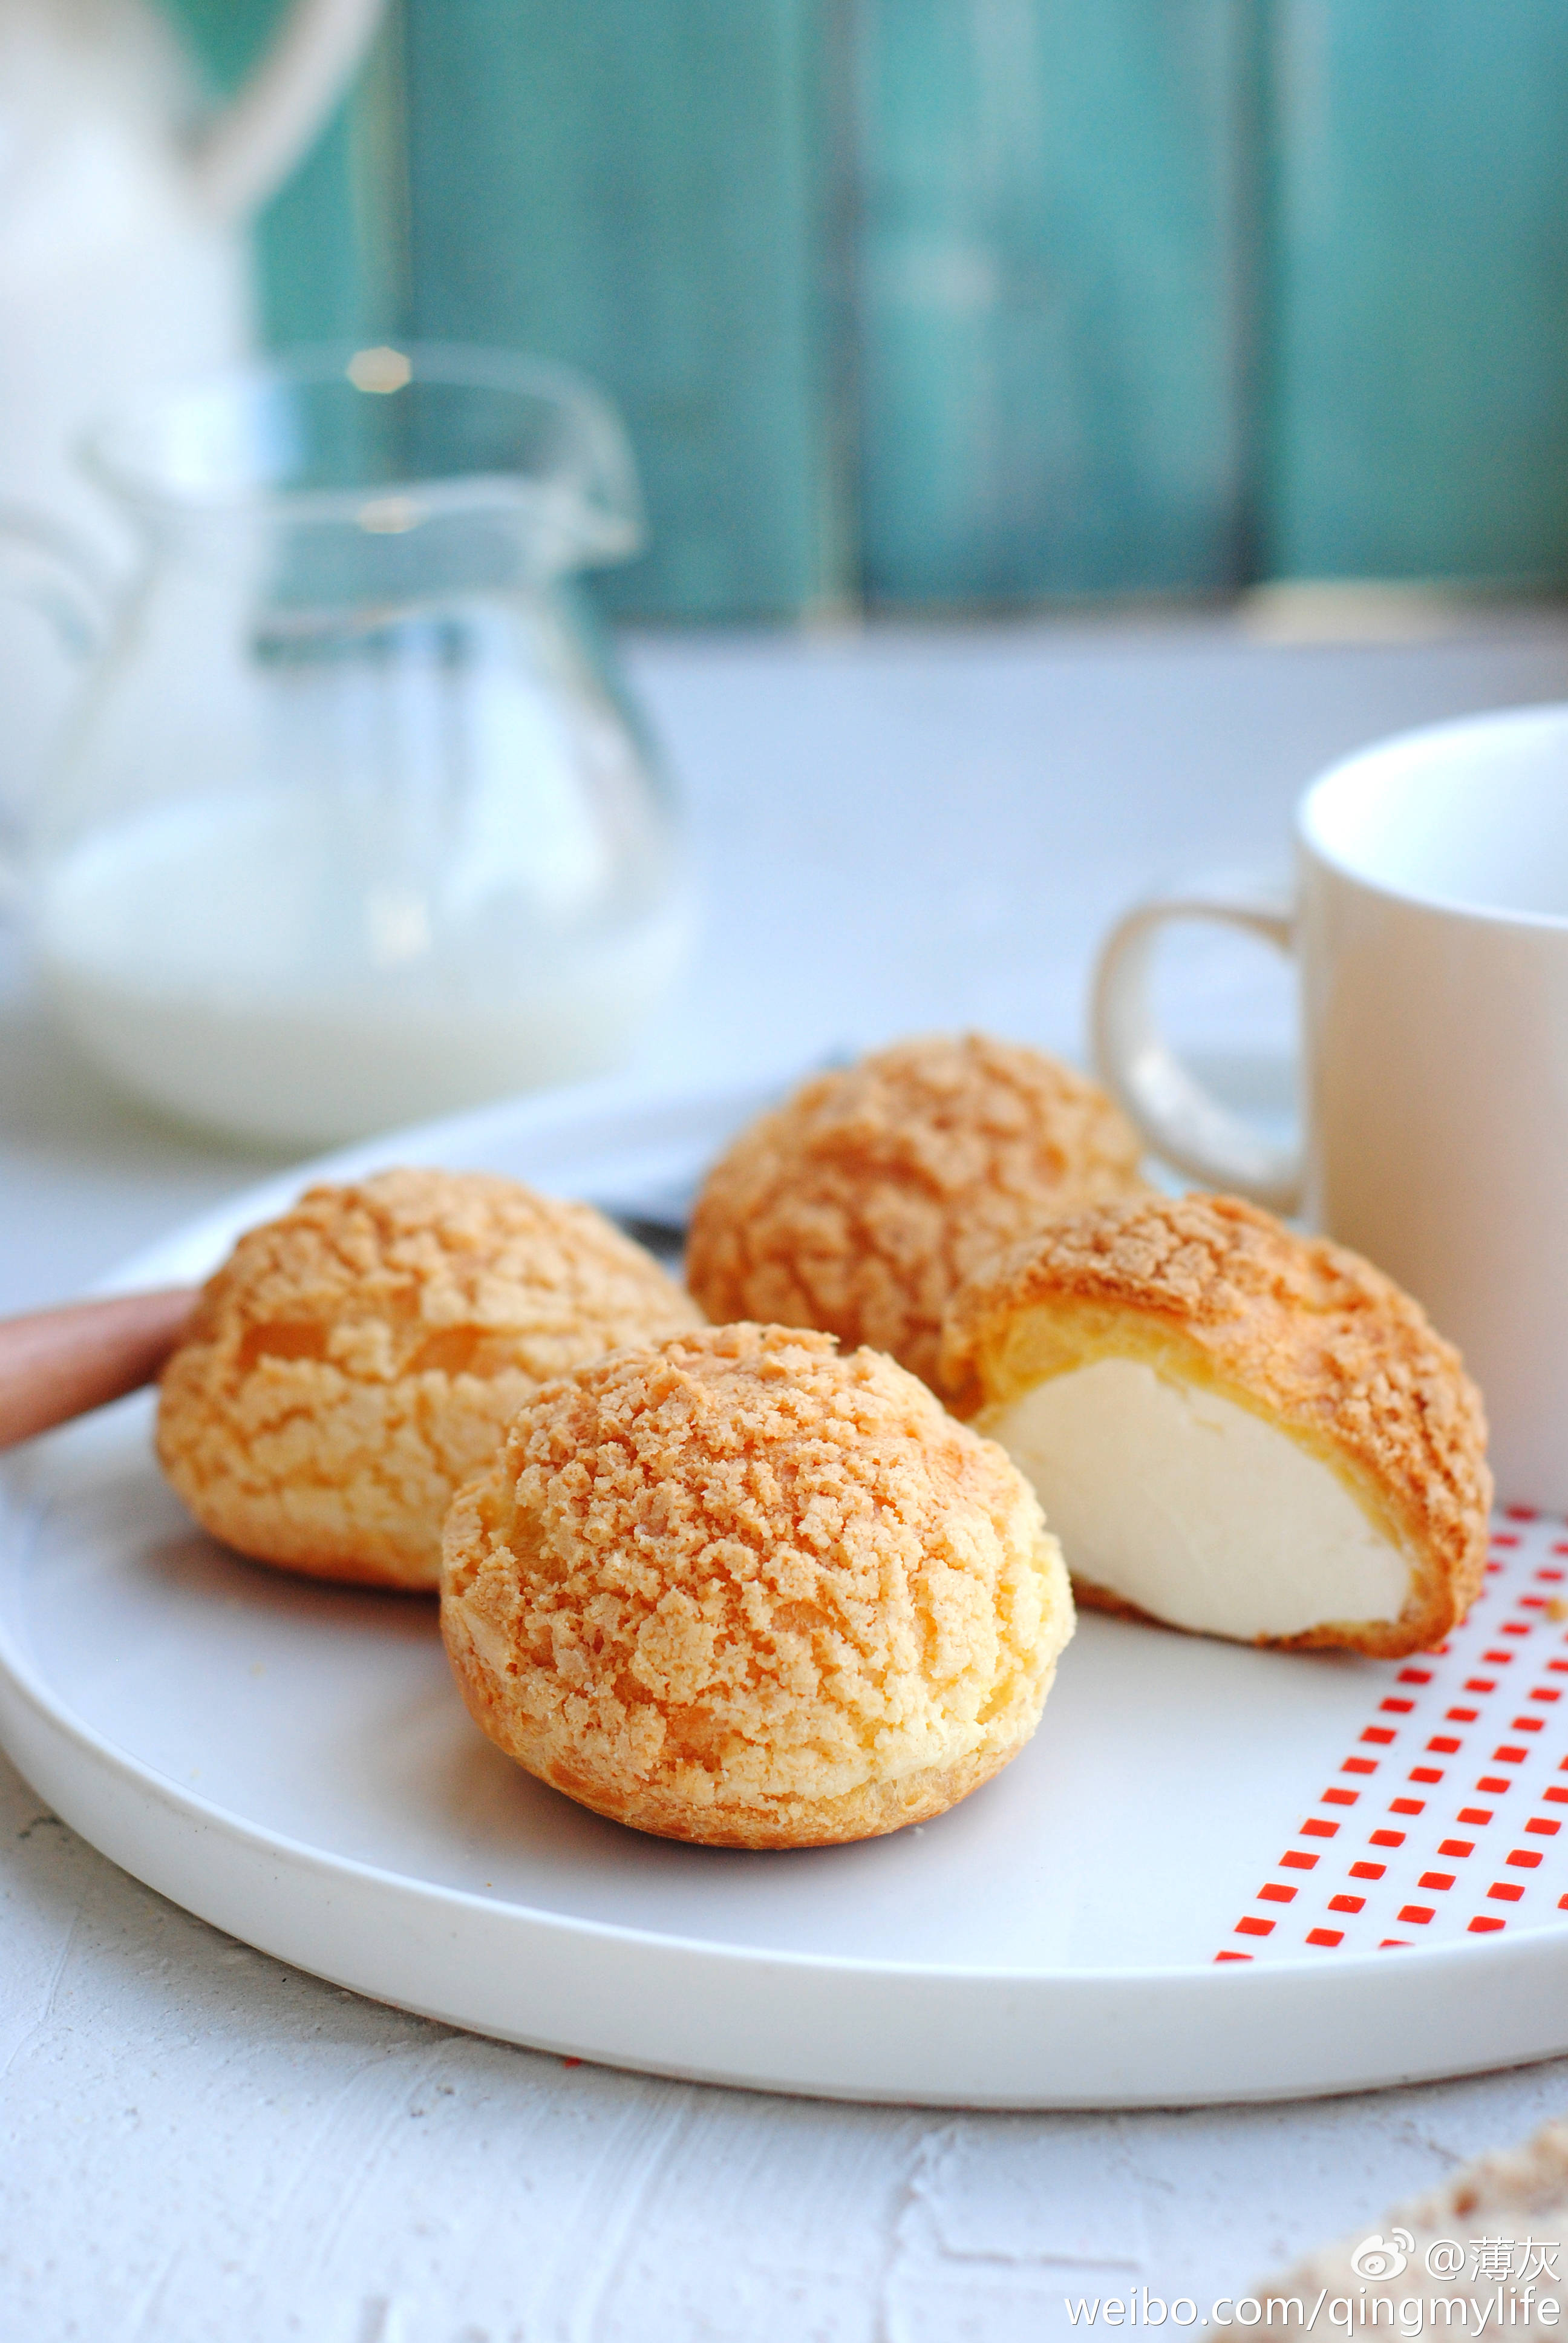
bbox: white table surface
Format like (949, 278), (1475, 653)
(5, 611), (1568, 2340)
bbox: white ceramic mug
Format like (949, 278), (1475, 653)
(1093, 703), (1568, 1509)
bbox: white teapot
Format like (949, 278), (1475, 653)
(0, 0), (385, 566)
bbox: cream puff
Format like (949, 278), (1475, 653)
(157, 1168), (704, 1590)
(941, 1191), (1490, 1656)
(441, 1321), (1075, 1846)
(685, 1034), (1148, 1397)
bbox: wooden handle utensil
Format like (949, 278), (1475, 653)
(0, 1289), (196, 1449)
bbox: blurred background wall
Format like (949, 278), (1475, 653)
(170, 0), (1568, 623)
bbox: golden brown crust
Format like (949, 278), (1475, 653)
(440, 1322), (1074, 1846)
(684, 1034), (1147, 1396)
(156, 1168), (703, 1590)
(940, 1191), (1492, 1657)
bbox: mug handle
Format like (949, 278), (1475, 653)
(1091, 888), (1303, 1213)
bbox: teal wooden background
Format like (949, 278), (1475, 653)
(169, 0), (1568, 620)
(1266, 0), (1568, 586)
(855, 0), (1250, 603)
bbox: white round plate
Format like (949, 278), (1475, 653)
(4, 1068), (1568, 2108)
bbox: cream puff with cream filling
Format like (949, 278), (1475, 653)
(941, 1192), (1490, 1657)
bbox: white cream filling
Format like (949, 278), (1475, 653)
(982, 1357), (1410, 1641)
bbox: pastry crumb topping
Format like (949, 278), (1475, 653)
(157, 1168), (702, 1587)
(685, 1034), (1146, 1393)
(442, 1322), (1073, 1843)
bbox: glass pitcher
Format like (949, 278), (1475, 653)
(0, 345), (691, 1147)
